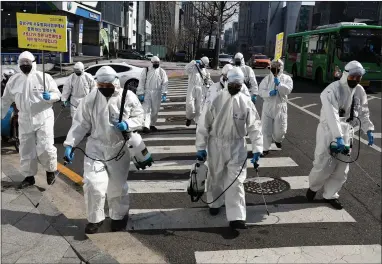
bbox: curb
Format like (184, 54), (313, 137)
(1, 161), (120, 264)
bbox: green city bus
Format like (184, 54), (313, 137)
(284, 22), (382, 88)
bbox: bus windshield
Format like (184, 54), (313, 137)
(338, 28), (382, 64)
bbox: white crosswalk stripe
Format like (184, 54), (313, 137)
(127, 77), (377, 262)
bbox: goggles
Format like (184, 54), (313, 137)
(345, 67), (366, 77)
(97, 82), (115, 89)
(19, 58), (35, 66)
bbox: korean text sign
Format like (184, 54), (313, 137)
(274, 32), (284, 61)
(17, 13), (67, 52)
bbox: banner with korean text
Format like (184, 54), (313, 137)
(274, 32), (284, 61)
(16, 13), (67, 52)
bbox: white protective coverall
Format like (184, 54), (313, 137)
(308, 62), (374, 200)
(196, 68), (263, 221)
(259, 60), (293, 151)
(1, 51), (61, 177)
(64, 74), (144, 223)
(185, 57), (211, 123)
(61, 62), (97, 117)
(136, 57), (168, 128)
(234, 52), (259, 96)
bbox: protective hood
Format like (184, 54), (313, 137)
(151, 56), (160, 63)
(234, 52), (245, 66)
(227, 67), (244, 84)
(339, 71), (352, 90)
(18, 51), (37, 74)
(74, 62), (85, 73)
(269, 59), (284, 77)
(201, 56), (210, 66)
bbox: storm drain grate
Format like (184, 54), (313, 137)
(244, 177), (290, 195)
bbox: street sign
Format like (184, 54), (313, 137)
(274, 32), (284, 61)
(16, 13), (67, 52)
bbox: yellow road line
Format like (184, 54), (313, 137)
(57, 163), (84, 186)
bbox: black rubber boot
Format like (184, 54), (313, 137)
(275, 142), (282, 148)
(229, 220), (247, 229)
(46, 171), (56, 185)
(85, 221), (104, 234)
(186, 119), (192, 127)
(111, 218), (128, 232)
(142, 127), (150, 134)
(150, 126), (158, 132)
(324, 199), (343, 210)
(260, 151), (269, 157)
(18, 176), (35, 189)
(306, 188), (317, 202)
(209, 208), (220, 216)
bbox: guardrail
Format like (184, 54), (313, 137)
(1, 53), (57, 65)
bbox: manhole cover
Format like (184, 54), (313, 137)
(163, 105), (185, 110)
(166, 116), (186, 122)
(244, 177), (290, 195)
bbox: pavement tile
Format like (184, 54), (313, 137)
(87, 253), (120, 264)
(15, 226), (70, 264)
(58, 257), (82, 264)
(1, 242), (28, 264)
(63, 246), (79, 258)
(2, 207), (50, 246)
(1, 194), (34, 225)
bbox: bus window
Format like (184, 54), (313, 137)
(287, 37), (302, 53)
(317, 34), (329, 54)
(308, 35), (319, 54)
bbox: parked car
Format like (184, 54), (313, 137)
(249, 54), (271, 69)
(118, 50), (145, 60)
(145, 53), (154, 60)
(55, 62), (144, 94)
(218, 54), (233, 67)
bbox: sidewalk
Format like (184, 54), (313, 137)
(1, 144), (118, 264)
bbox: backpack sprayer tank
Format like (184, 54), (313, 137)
(128, 132), (153, 170)
(187, 160), (208, 202)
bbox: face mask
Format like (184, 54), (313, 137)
(98, 88), (115, 97)
(153, 64), (159, 69)
(75, 72), (82, 76)
(20, 65), (32, 74)
(227, 83), (241, 96)
(271, 68), (279, 75)
(347, 80), (358, 89)
(235, 60), (241, 66)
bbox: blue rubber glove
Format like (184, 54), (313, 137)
(336, 137), (345, 152)
(251, 95), (257, 103)
(64, 146), (74, 164)
(251, 152), (261, 164)
(195, 60), (201, 64)
(274, 77), (280, 86)
(138, 94), (144, 102)
(367, 130), (374, 146)
(115, 121), (128, 131)
(42, 92), (51, 100)
(196, 150), (207, 160)
(269, 89), (278, 96)
(161, 94), (167, 103)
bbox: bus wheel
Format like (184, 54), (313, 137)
(292, 65), (298, 79)
(315, 68), (324, 86)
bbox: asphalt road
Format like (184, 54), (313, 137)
(51, 69), (381, 263)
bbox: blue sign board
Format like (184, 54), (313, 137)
(75, 7), (101, 21)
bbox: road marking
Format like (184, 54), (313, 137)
(57, 163), (83, 185)
(161, 102), (185, 106)
(167, 95), (187, 98)
(146, 144), (280, 154)
(288, 96), (302, 101)
(374, 133), (381, 139)
(130, 157), (298, 171)
(156, 118), (166, 123)
(287, 100), (381, 152)
(194, 245), (382, 264)
(158, 111), (185, 116)
(127, 203), (356, 230)
(368, 95), (382, 100)
(301, 103), (317, 109)
(127, 176), (308, 193)
(154, 124), (196, 130)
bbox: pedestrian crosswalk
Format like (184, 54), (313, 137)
(126, 77), (381, 263)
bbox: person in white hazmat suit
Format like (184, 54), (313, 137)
(233, 52), (259, 103)
(61, 62), (97, 118)
(307, 61), (374, 210)
(136, 56), (168, 133)
(195, 67), (263, 229)
(258, 59), (293, 157)
(1, 51), (61, 189)
(185, 56), (211, 126)
(63, 66), (144, 234)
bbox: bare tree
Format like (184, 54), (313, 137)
(192, 1), (239, 69)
